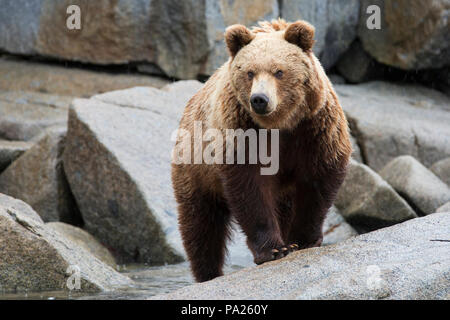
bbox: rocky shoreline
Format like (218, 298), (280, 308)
(152, 213), (450, 300)
(0, 0), (449, 299)
(1, 63), (449, 297)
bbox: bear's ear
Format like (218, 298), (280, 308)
(284, 20), (315, 52)
(225, 24), (255, 57)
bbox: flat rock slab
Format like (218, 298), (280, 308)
(153, 212), (450, 300)
(92, 81), (203, 121)
(0, 90), (74, 109)
(0, 58), (169, 97)
(335, 160), (417, 232)
(336, 82), (450, 171)
(0, 194), (132, 293)
(0, 95), (68, 141)
(0, 139), (32, 172)
(0, 89), (78, 141)
(380, 156), (450, 215)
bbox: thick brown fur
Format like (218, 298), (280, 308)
(171, 19), (352, 282)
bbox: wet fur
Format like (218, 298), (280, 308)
(172, 19), (352, 282)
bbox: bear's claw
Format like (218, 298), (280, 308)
(255, 243), (300, 264)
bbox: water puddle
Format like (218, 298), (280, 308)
(0, 262), (245, 300)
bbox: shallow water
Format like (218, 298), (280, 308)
(0, 262), (245, 300)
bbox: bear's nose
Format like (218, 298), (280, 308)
(250, 94), (269, 115)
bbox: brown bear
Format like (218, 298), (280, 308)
(171, 19), (352, 282)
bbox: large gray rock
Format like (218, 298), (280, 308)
(0, 0), (278, 79)
(282, 0), (360, 69)
(0, 127), (82, 225)
(93, 80), (204, 121)
(322, 206), (358, 246)
(153, 212), (450, 300)
(0, 0), (41, 55)
(0, 58), (169, 96)
(63, 82), (253, 266)
(145, 0), (280, 77)
(335, 160), (417, 232)
(124, 0), (209, 79)
(0, 140), (32, 172)
(336, 40), (383, 83)
(0, 57), (169, 140)
(202, 0), (279, 75)
(358, 0), (450, 70)
(64, 98), (183, 265)
(0, 194), (132, 293)
(380, 156), (450, 215)
(46, 222), (117, 269)
(337, 81), (450, 171)
(431, 158), (450, 186)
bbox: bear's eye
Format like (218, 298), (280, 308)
(275, 70), (283, 79)
(247, 71), (254, 80)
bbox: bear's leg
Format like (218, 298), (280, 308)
(288, 182), (327, 249)
(177, 188), (231, 282)
(289, 168), (347, 248)
(221, 165), (295, 265)
(276, 194), (296, 242)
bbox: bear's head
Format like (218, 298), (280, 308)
(225, 19), (327, 130)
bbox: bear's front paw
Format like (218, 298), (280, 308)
(254, 244), (299, 265)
